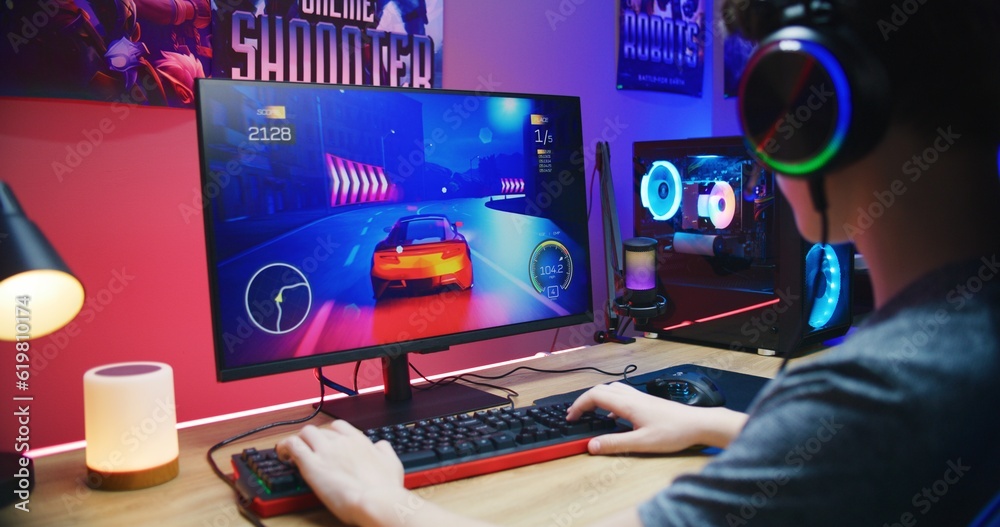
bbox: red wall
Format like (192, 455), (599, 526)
(1, 1), (724, 449)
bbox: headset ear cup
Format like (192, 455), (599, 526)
(738, 25), (890, 176)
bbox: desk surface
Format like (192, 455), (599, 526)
(3, 338), (788, 526)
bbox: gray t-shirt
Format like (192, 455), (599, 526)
(639, 255), (1000, 526)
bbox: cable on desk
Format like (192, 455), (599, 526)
(205, 370), (327, 527)
(408, 361), (520, 406)
(407, 362), (640, 407)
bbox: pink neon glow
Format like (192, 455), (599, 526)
(347, 162), (360, 204)
(25, 346), (589, 459)
(336, 157), (350, 204)
(358, 163), (372, 202)
(326, 154), (340, 206)
(376, 167), (388, 201)
(499, 178), (524, 194)
(294, 301), (335, 357)
(326, 155), (394, 206)
(659, 299), (782, 331)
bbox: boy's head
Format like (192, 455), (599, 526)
(723, 0), (1000, 244)
(725, 0), (1000, 156)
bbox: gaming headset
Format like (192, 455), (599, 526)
(737, 0), (891, 178)
(733, 1), (889, 369)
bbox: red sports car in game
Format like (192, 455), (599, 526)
(371, 214), (474, 300)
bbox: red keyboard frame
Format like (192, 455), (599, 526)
(232, 437), (593, 517)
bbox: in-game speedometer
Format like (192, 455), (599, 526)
(529, 240), (574, 298)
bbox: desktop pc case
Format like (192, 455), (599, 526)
(632, 136), (853, 356)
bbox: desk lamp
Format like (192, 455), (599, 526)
(0, 181), (85, 340)
(1, 181), (85, 507)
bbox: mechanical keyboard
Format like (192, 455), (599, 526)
(231, 401), (629, 517)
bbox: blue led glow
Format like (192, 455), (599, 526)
(488, 97), (530, 133)
(641, 161), (683, 221)
(807, 243), (842, 329)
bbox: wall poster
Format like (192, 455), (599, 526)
(617, 0), (705, 97)
(1, 0), (443, 109)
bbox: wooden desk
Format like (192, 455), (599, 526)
(3, 339), (785, 526)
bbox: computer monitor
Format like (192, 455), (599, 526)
(195, 78), (593, 429)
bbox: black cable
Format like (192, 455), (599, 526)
(352, 361), (362, 393)
(420, 362), (638, 384)
(205, 371), (327, 526)
(314, 367), (359, 396)
(408, 362), (520, 406)
(548, 328), (561, 354)
(407, 361), (640, 408)
(587, 142), (604, 221)
(587, 158), (598, 221)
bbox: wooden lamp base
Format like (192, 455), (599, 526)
(86, 457), (179, 491)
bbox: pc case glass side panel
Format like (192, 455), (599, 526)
(636, 152), (777, 295)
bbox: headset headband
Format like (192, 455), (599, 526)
(737, 0), (889, 177)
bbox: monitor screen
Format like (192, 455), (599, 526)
(195, 79), (593, 407)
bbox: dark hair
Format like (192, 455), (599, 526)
(722, 0), (1000, 147)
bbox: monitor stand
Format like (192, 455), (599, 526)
(316, 354), (508, 431)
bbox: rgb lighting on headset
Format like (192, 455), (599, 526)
(741, 39), (853, 176)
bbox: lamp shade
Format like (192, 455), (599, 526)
(0, 182), (84, 340)
(84, 362), (179, 490)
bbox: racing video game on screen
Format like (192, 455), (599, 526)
(198, 81), (590, 369)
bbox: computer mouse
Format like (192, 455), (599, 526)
(645, 370), (726, 407)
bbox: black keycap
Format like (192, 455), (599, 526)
(398, 449), (439, 469)
(516, 431), (537, 444)
(488, 431), (517, 449)
(592, 417), (617, 431)
(454, 440), (476, 457)
(265, 474), (298, 493)
(434, 445), (458, 460)
(562, 421), (591, 435)
(474, 438), (495, 452)
(541, 427), (561, 440)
